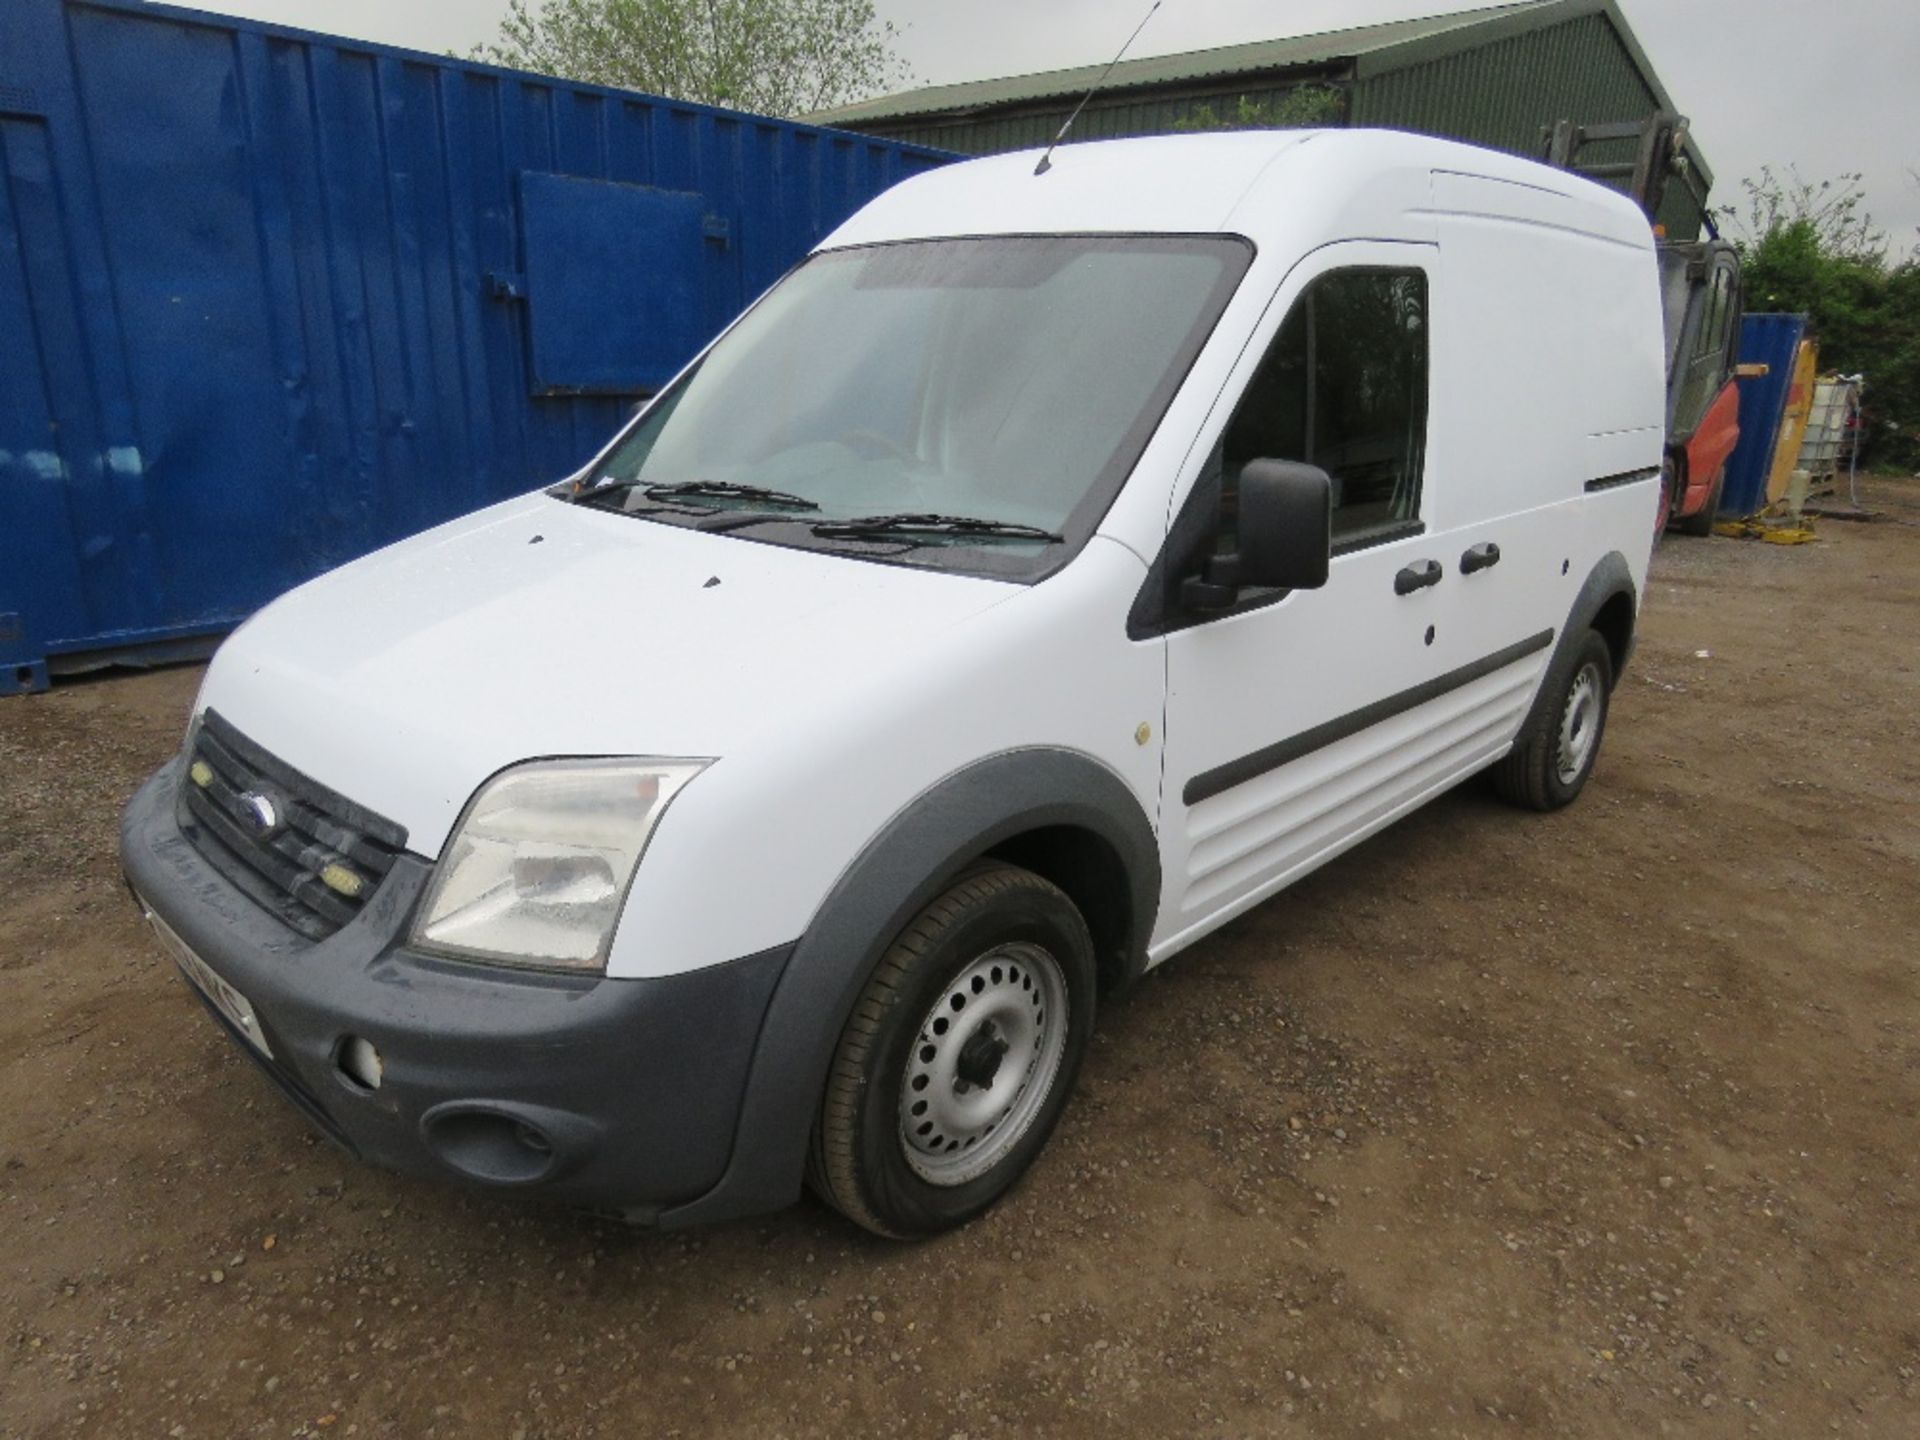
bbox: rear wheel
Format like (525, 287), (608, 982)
(1677, 462), (1724, 537)
(808, 863), (1095, 1237)
(1654, 456), (1678, 545)
(1494, 630), (1614, 811)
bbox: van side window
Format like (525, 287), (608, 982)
(1213, 268), (1429, 550)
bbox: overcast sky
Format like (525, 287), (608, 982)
(175, 0), (1920, 249)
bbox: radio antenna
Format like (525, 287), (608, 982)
(1034, 0), (1162, 176)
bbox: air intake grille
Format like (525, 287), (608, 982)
(177, 711), (408, 941)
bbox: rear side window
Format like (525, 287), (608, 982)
(1214, 268), (1429, 550)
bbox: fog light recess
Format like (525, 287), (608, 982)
(423, 1108), (562, 1185)
(337, 1035), (384, 1091)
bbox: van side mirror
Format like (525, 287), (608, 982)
(1237, 459), (1331, 590)
(1178, 460), (1332, 611)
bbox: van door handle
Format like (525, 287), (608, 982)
(1393, 560), (1443, 595)
(1460, 542), (1501, 575)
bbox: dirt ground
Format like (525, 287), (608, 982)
(3, 479), (1917, 1440)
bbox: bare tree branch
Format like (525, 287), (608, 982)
(1721, 165), (1888, 263)
(471, 0), (909, 118)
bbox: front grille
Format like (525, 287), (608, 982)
(177, 710), (408, 941)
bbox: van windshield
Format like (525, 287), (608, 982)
(578, 234), (1251, 578)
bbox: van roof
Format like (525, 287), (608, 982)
(821, 128), (1652, 254)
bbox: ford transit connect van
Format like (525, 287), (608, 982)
(122, 130), (1665, 1237)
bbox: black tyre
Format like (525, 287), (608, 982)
(1653, 456), (1677, 545)
(1494, 630), (1614, 812)
(808, 863), (1096, 1238)
(1677, 462), (1724, 537)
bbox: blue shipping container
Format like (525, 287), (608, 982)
(0, 0), (950, 694)
(1720, 313), (1809, 520)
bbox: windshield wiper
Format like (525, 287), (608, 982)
(641, 480), (819, 510)
(810, 513), (1064, 544)
(565, 478), (819, 512)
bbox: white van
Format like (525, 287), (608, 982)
(122, 130), (1664, 1237)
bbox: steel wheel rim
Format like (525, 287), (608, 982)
(899, 942), (1068, 1187)
(1555, 662), (1604, 784)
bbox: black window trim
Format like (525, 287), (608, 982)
(1332, 518), (1426, 557)
(1125, 515), (1433, 640)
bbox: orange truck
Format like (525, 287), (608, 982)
(1656, 237), (1743, 535)
(1541, 114), (1741, 537)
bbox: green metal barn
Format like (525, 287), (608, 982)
(808, 0), (1713, 237)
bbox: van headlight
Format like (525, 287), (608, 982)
(411, 758), (708, 972)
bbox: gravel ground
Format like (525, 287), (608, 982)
(3, 479), (1917, 1439)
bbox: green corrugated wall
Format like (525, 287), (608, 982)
(837, 10), (1706, 237)
(1349, 11), (1701, 236)
(854, 79), (1347, 157)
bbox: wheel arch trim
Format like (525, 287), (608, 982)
(1531, 552), (1637, 731)
(656, 746), (1159, 1227)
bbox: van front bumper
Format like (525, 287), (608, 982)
(119, 758), (791, 1218)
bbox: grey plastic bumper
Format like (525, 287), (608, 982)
(120, 758), (791, 1217)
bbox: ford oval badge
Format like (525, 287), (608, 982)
(239, 791), (281, 839)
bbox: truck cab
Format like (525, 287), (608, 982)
(1658, 237), (1744, 533)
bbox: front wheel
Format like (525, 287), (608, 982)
(1494, 630), (1614, 811)
(808, 863), (1096, 1237)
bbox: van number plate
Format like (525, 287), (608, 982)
(142, 902), (273, 1059)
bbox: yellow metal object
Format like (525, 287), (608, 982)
(1713, 517), (1818, 545)
(188, 759), (214, 788)
(319, 863), (365, 899)
(1764, 339), (1819, 506)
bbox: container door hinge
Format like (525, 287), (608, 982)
(2, 613), (49, 697)
(486, 271), (528, 301)
(702, 214), (731, 247)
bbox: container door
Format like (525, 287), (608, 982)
(0, 110), (100, 689)
(519, 171), (736, 397)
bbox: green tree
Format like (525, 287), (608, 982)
(1729, 169), (1920, 469)
(473, 0), (908, 117)
(1172, 85), (1345, 134)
